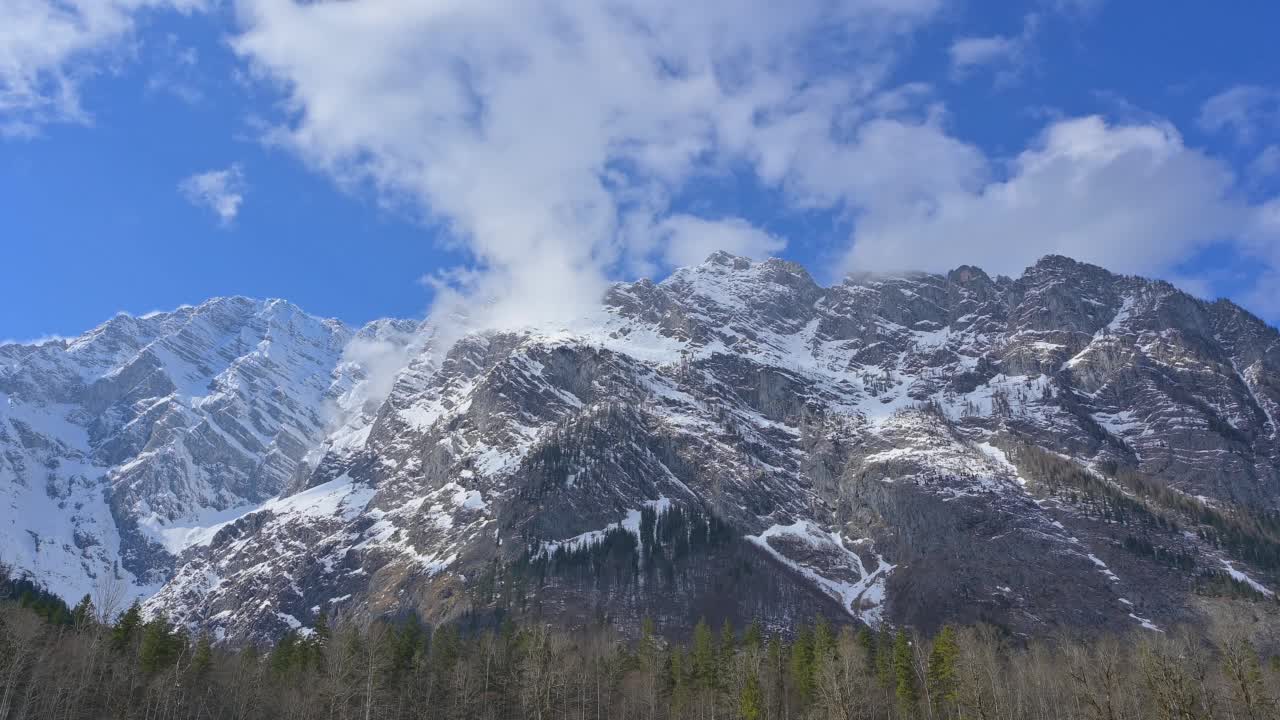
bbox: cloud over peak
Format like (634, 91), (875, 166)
(228, 0), (942, 330)
(843, 115), (1264, 278)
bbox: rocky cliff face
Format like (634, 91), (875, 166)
(5, 255), (1279, 643)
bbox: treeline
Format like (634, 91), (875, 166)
(3, 581), (1280, 720)
(1012, 445), (1168, 530)
(1111, 466), (1280, 572)
(1012, 445), (1280, 575)
(0, 573), (77, 626)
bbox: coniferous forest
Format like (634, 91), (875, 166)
(3, 565), (1280, 720)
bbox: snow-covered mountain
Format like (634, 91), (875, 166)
(0, 297), (416, 603)
(5, 255), (1279, 642)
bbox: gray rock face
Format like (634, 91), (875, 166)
(6, 255), (1280, 643)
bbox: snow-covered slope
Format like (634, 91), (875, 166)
(0, 297), (415, 603)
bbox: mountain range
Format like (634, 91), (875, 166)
(3, 253), (1279, 644)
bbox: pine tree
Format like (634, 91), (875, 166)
(270, 631), (300, 676)
(744, 619), (764, 651)
(767, 635), (784, 719)
(430, 624), (460, 701)
(71, 593), (95, 628)
(112, 601), (142, 652)
(857, 627), (878, 674)
(314, 612), (331, 642)
(670, 646), (691, 716)
(719, 618), (735, 671)
(692, 618), (717, 692)
(384, 618), (424, 683)
(740, 672), (763, 720)
(307, 613), (331, 670)
(47, 602), (68, 626)
(813, 615), (835, 662)
(893, 629), (918, 715)
(927, 626), (959, 709)
(788, 624), (815, 705)
(191, 632), (214, 677)
(139, 615), (181, 673)
(875, 626), (895, 688)
(637, 617), (663, 720)
(639, 617), (660, 675)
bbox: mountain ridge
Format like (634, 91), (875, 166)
(3, 254), (1279, 643)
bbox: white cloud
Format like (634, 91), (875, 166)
(841, 116), (1278, 286)
(179, 164), (247, 225)
(658, 216), (786, 269)
(776, 115), (990, 218)
(950, 35), (1019, 70)
(0, 334), (68, 347)
(229, 0), (941, 330)
(1199, 85), (1280, 146)
(948, 14), (1039, 85)
(0, 0), (210, 136)
(225, 0), (1279, 325)
(340, 333), (418, 414)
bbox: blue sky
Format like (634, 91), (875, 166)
(2, 0), (1279, 340)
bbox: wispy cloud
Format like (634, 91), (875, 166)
(1251, 145), (1280, 181)
(949, 14), (1040, 86)
(0, 334), (68, 347)
(0, 0), (211, 136)
(145, 35), (204, 105)
(1199, 85), (1280, 145)
(658, 216), (787, 269)
(179, 164), (247, 226)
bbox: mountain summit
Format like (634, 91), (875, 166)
(3, 255), (1278, 642)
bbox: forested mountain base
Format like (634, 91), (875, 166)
(4, 570), (1280, 720)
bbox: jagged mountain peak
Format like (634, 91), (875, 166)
(1027, 252), (1104, 273)
(660, 252), (821, 298)
(0, 297), (413, 604)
